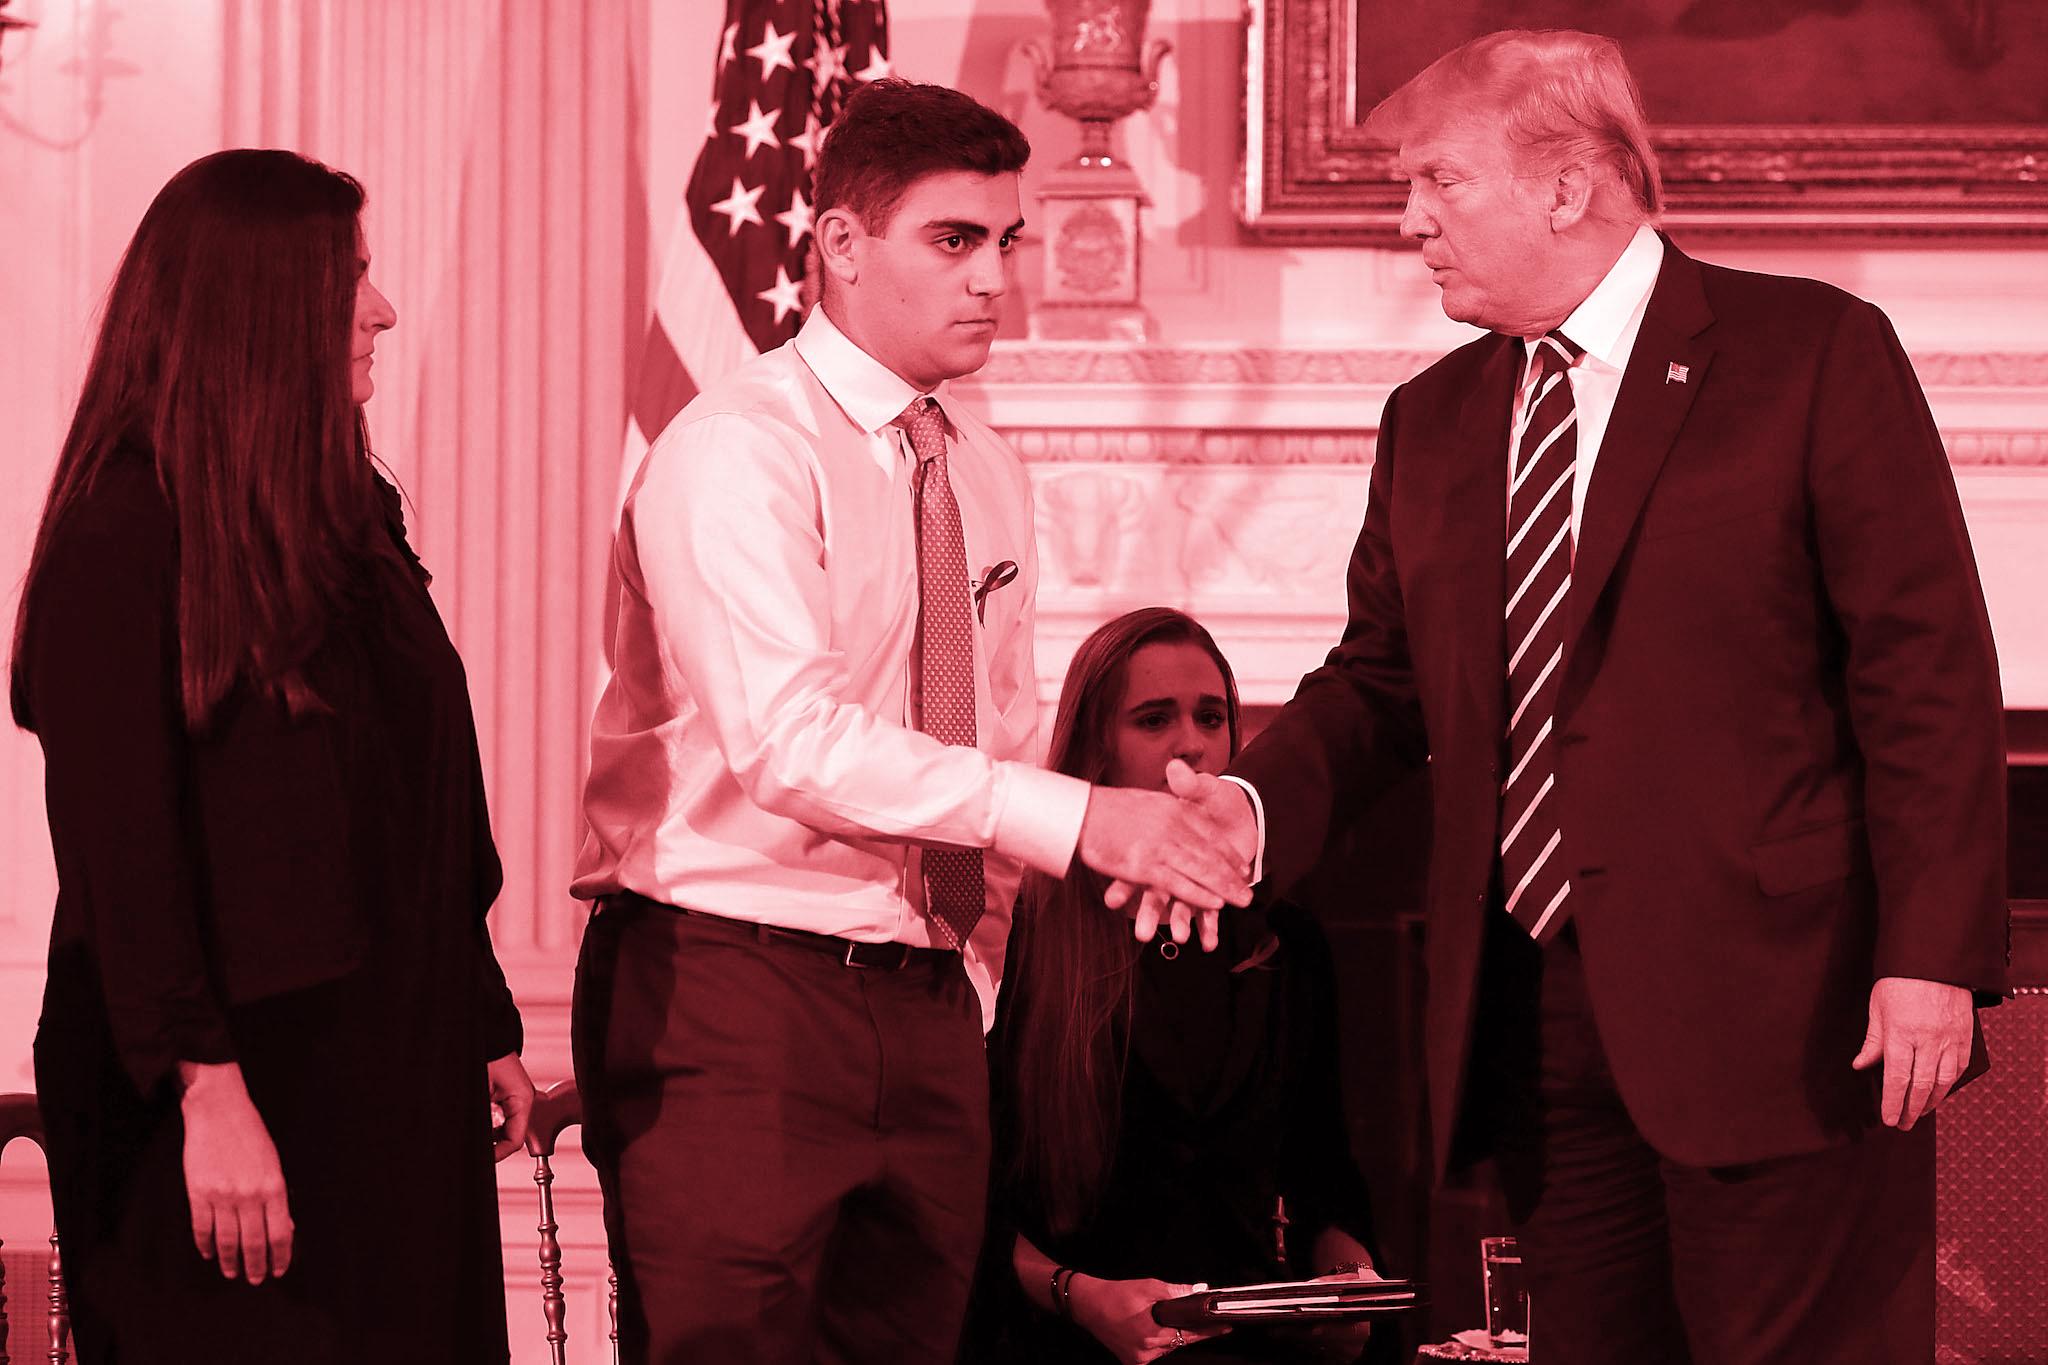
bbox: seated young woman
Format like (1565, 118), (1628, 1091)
(973, 607), (1393, 1365)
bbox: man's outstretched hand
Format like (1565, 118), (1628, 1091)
(1076, 768), (1253, 921)
(1104, 760), (1258, 951)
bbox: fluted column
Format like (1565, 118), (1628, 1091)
(223, 0), (632, 1024)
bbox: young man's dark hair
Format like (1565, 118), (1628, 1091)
(814, 78), (1030, 232)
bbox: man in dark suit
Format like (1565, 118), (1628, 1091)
(1162, 27), (2009, 1365)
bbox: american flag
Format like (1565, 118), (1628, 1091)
(622, 0), (891, 501)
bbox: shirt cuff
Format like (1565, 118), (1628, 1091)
(1219, 774), (1267, 885)
(990, 763), (1092, 879)
(127, 1020), (235, 1101)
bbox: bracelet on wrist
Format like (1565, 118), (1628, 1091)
(1050, 1264), (1078, 1317)
(1318, 1259), (1371, 1278)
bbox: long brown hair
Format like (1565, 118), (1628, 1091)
(12, 148), (391, 731)
(1000, 607), (1242, 1236)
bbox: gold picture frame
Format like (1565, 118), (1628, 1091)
(1243, 0), (2048, 240)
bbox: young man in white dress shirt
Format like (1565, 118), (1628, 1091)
(569, 80), (1250, 1365)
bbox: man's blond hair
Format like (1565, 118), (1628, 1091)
(1369, 29), (1662, 219)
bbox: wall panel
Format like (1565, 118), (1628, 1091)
(220, 0), (630, 1026)
(0, 0), (232, 1091)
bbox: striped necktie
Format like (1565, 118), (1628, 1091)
(1500, 331), (1583, 942)
(894, 397), (986, 950)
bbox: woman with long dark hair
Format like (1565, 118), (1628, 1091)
(979, 608), (1388, 1364)
(12, 148), (531, 1362)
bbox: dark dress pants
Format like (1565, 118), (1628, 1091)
(572, 898), (990, 1365)
(1471, 915), (1935, 1365)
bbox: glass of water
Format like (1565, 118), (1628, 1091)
(1481, 1235), (1530, 1354)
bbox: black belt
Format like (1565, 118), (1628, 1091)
(603, 890), (954, 971)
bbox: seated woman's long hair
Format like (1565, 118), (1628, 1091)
(12, 149), (395, 732)
(999, 607), (1243, 1238)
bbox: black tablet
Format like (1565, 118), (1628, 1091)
(1151, 1277), (1422, 1328)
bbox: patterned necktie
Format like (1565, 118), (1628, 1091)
(1500, 331), (1583, 943)
(894, 397), (986, 950)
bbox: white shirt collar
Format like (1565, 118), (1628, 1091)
(1551, 223), (1664, 371)
(793, 304), (949, 437)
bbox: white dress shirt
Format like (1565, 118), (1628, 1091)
(1509, 223), (1665, 538)
(573, 306), (1091, 1026)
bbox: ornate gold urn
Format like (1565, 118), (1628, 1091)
(1022, 0), (1171, 168)
(1021, 0), (1171, 339)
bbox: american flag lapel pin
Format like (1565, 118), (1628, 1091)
(1666, 362), (1690, 385)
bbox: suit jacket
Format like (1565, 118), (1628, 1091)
(1231, 238), (2009, 1173)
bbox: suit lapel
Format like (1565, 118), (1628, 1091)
(1444, 337), (1519, 737)
(1562, 239), (1716, 666)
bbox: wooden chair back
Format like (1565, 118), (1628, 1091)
(0, 1094), (70, 1365)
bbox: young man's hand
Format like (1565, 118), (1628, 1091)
(1106, 760), (1258, 951)
(1077, 775), (1252, 921)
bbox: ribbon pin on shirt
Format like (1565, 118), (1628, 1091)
(972, 561), (1019, 624)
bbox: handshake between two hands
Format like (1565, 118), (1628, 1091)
(1075, 758), (1259, 952)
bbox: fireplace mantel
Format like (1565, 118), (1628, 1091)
(955, 343), (2048, 707)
